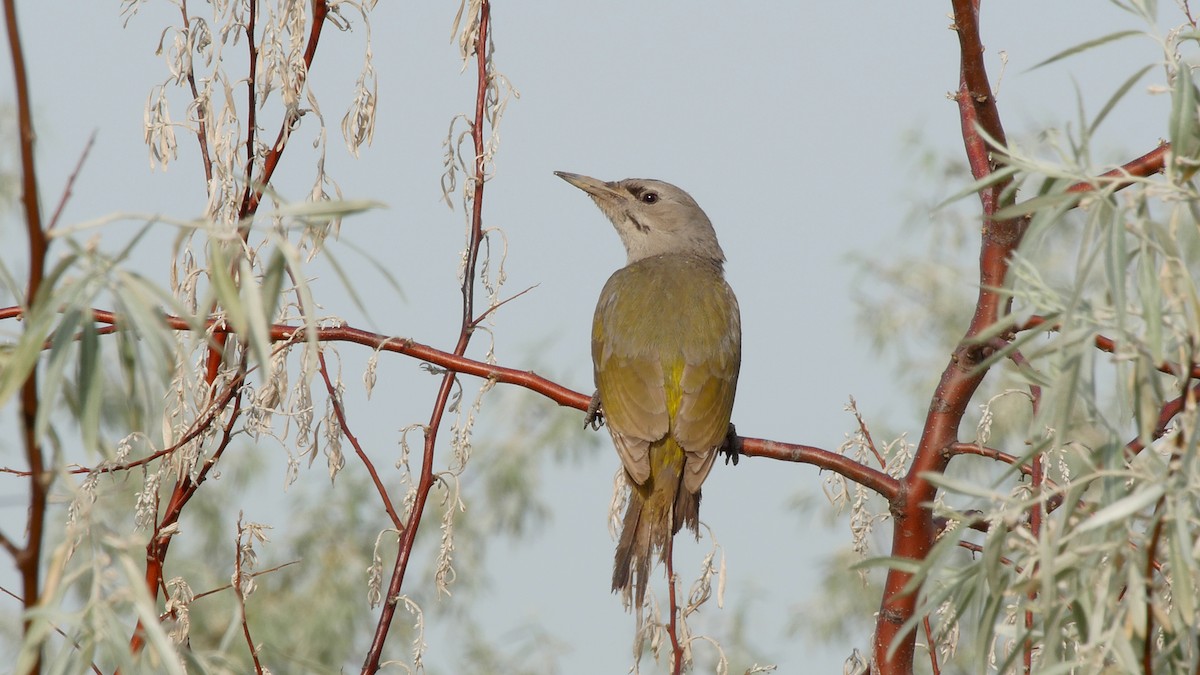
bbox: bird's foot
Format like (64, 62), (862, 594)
(719, 423), (741, 466)
(584, 391), (605, 430)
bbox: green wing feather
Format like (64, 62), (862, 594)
(593, 256), (741, 491)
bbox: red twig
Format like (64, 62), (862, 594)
(130, 376), (246, 653)
(849, 396), (886, 469)
(316, 351), (403, 529)
(1024, 451), (1043, 674)
(1019, 315), (1200, 380)
(206, 0), (328, 384)
(239, 0), (259, 222)
(1065, 142), (1168, 193)
(945, 442), (1031, 476)
(361, 4), (491, 672)
(739, 437), (899, 502)
(665, 536), (683, 675)
(4, 0), (48, 664)
(923, 614), (941, 675)
(0, 306), (591, 411)
(233, 514), (265, 675)
(178, 0), (213, 184)
(240, 0), (328, 218)
(46, 131), (97, 232)
(1142, 494), (1168, 675)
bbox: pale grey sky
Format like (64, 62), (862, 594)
(0, 2), (1169, 672)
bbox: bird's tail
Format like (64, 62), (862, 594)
(612, 438), (701, 608)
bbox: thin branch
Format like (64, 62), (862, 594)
(665, 536), (683, 675)
(1142, 493), (1168, 675)
(848, 395), (886, 469)
(240, 0), (329, 218)
(131, 373), (246, 654)
(470, 283), (538, 329)
(0, 307), (889, 491)
(362, 3), (491, 672)
(1019, 315), (1200, 380)
(0, 586), (103, 675)
(922, 614), (941, 675)
(740, 437), (899, 502)
(4, 0), (49, 663)
(46, 131), (97, 232)
(190, 560), (300, 601)
(239, 0), (259, 221)
(316, 351), (403, 529)
(1066, 142), (1168, 194)
(178, 0), (214, 183)
(1024, 449), (1043, 674)
(233, 514), (265, 675)
(945, 441), (1032, 476)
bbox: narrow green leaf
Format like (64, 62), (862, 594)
(1169, 63), (1200, 168)
(77, 319), (103, 454)
(35, 307), (84, 442)
(1090, 65), (1154, 135)
(1169, 496), (1195, 619)
(340, 237), (406, 301)
(207, 241), (248, 343)
(1076, 483), (1164, 532)
(1030, 30), (1142, 70)
(269, 198), (385, 222)
(991, 190), (1084, 221)
(323, 246), (373, 322)
(936, 164), (1021, 210)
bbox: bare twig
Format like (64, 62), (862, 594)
(233, 514), (265, 675)
(191, 560), (300, 601)
(317, 351), (404, 529)
(178, 0), (214, 183)
(46, 130), (97, 232)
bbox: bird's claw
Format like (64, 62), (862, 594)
(719, 423), (741, 466)
(584, 391), (605, 430)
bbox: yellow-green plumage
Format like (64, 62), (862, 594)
(555, 171), (740, 608)
(594, 255), (740, 605)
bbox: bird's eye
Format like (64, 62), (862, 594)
(641, 192), (659, 204)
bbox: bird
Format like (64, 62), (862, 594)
(555, 171), (741, 607)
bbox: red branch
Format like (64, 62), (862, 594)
(3, 0), (49, 664)
(1019, 315), (1200, 380)
(1066, 142), (1169, 193)
(739, 437), (899, 502)
(130, 379), (246, 654)
(361, 3), (491, 671)
(875, 1), (1024, 670)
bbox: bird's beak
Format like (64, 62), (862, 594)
(554, 171), (622, 202)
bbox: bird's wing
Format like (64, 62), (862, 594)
(674, 283), (741, 494)
(593, 348), (668, 486)
(592, 271), (670, 486)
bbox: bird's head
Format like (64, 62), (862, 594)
(555, 172), (725, 265)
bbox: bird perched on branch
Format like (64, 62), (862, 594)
(556, 171), (741, 607)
